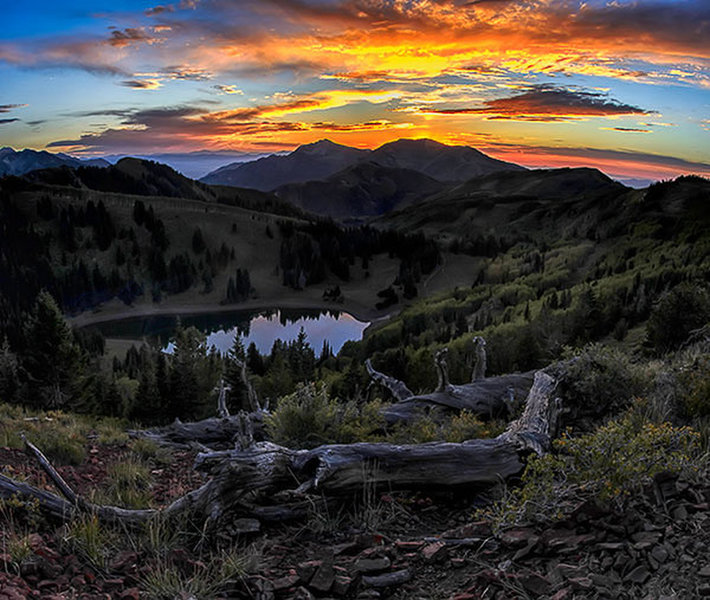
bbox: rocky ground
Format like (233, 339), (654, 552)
(1, 441), (709, 599)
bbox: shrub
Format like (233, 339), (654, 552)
(560, 343), (645, 422)
(266, 384), (386, 448)
(266, 383), (341, 448)
(445, 410), (504, 442)
(482, 411), (701, 529)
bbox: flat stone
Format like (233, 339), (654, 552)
(289, 587), (315, 600)
(554, 563), (585, 580)
(597, 542), (625, 551)
(568, 577), (593, 591)
(273, 573), (300, 591)
(362, 569), (412, 589)
(421, 542), (447, 562)
(310, 560), (335, 593)
(519, 572), (551, 595)
(394, 540), (425, 551)
(625, 565), (650, 584)
(500, 528), (538, 549)
(699, 566), (710, 578)
(332, 575), (354, 596)
(356, 591), (381, 599)
(355, 556), (391, 573)
(651, 546), (668, 564)
(631, 532), (662, 544)
(673, 505), (689, 520)
(296, 560), (321, 584)
(589, 573), (614, 589)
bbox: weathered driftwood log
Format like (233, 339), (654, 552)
(471, 336), (487, 381)
(0, 371), (559, 529)
(367, 339), (533, 423)
(129, 412), (265, 449)
(381, 373), (534, 424)
(365, 359), (413, 402)
(195, 370), (559, 497)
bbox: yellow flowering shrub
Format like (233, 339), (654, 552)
(482, 410), (701, 528)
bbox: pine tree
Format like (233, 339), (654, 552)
(134, 352), (164, 424)
(246, 342), (265, 376)
(192, 227), (206, 254)
(23, 291), (83, 408)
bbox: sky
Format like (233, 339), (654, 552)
(1, 0), (709, 182)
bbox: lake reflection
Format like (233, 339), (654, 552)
(96, 308), (369, 356)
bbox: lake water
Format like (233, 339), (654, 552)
(95, 308), (370, 356)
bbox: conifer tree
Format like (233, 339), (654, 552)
(23, 291), (82, 408)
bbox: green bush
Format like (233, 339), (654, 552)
(560, 343), (645, 421)
(482, 411), (701, 528)
(265, 383), (386, 449)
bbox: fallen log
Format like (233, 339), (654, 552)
(381, 373), (534, 424)
(195, 371), (559, 498)
(129, 411), (265, 449)
(0, 370), (559, 529)
(368, 340), (534, 423)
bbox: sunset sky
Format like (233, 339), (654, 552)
(1, 0), (709, 182)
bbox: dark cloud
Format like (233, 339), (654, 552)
(422, 85), (650, 121)
(604, 127), (652, 133)
(145, 5), (174, 16)
(120, 79), (160, 89)
(107, 27), (156, 48)
(160, 65), (212, 80)
(46, 101), (408, 153)
(0, 104), (27, 113)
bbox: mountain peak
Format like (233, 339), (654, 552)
(293, 139), (358, 155)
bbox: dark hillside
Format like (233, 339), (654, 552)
(368, 137), (525, 181)
(274, 161), (444, 218)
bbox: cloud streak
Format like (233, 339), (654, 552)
(415, 86), (650, 122)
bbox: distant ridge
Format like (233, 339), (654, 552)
(19, 157), (217, 203)
(101, 150), (272, 179)
(368, 138), (525, 181)
(274, 161), (444, 218)
(0, 147), (109, 177)
(201, 139), (368, 190)
(200, 138), (524, 190)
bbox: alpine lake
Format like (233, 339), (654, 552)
(93, 308), (370, 356)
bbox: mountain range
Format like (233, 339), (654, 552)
(0, 147), (109, 177)
(200, 138), (524, 190)
(101, 150), (273, 180)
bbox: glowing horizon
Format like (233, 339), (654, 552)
(1, 0), (709, 182)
